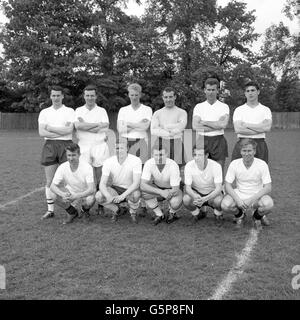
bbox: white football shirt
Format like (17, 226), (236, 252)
(38, 105), (75, 140)
(75, 105), (109, 143)
(193, 100), (229, 136)
(184, 159), (222, 194)
(102, 154), (142, 189)
(225, 158), (272, 197)
(117, 104), (152, 140)
(141, 158), (181, 188)
(233, 103), (272, 138)
(52, 159), (94, 193)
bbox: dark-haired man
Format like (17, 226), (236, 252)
(50, 143), (95, 224)
(221, 138), (274, 230)
(192, 78), (229, 172)
(151, 87), (187, 166)
(231, 81), (272, 163)
(140, 140), (183, 225)
(38, 86), (75, 220)
(183, 144), (223, 225)
(75, 85), (110, 184)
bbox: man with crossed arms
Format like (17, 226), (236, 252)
(38, 85), (75, 220)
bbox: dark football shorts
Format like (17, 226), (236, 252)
(41, 140), (73, 166)
(110, 185), (130, 203)
(231, 138), (269, 163)
(195, 134), (228, 161)
(157, 138), (186, 167)
(126, 138), (149, 164)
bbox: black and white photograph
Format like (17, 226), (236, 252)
(0, 0), (299, 305)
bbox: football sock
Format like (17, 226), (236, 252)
(191, 207), (200, 216)
(235, 208), (244, 218)
(253, 209), (263, 220)
(153, 206), (164, 217)
(66, 205), (77, 216)
(82, 205), (90, 213)
(45, 187), (54, 212)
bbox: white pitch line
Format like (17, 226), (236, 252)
(0, 187), (44, 209)
(208, 228), (259, 300)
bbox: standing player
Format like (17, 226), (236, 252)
(140, 140), (183, 225)
(231, 81), (272, 163)
(50, 143), (95, 224)
(74, 84), (110, 185)
(192, 78), (229, 172)
(38, 86), (75, 220)
(221, 138), (274, 230)
(151, 87), (187, 166)
(95, 138), (142, 223)
(183, 144), (223, 225)
(117, 83), (152, 163)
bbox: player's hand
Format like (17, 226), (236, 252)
(66, 193), (79, 201)
(236, 198), (248, 211)
(103, 195), (114, 205)
(62, 191), (72, 202)
(113, 195), (126, 204)
(77, 117), (84, 122)
(169, 189), (180, 198)
(160, 189), (171, 200)
(193, 197), (205, 207)
(244, 198), (254, 209)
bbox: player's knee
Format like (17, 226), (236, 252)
(221, 197), (233, 212)
(259, 196), (274, 211)
(130, 190), (141, 203)
(144, 198), (158, 209)
(169, 195), (182, 210)
(85, 195), (95, 207)
(213, 195), (223, 210)
(95, 191), (104, 204)
(183, 194), (192, 206)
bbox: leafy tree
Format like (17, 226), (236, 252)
(144, 0), (217, 85)
(0, 0), (142, 111)
(209, 1), (259, 69)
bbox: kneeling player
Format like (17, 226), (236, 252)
(140, 140), (183, 225)
(95, 138), (142, 223)
(183, 143), (223, 225)
(50, 143), (96, 224)
(221, 138), (274, 230)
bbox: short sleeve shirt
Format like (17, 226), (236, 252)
(225, 158), (272, 197)
(102, 154), (142, 189)
(75, 105), (109, 143)
(184, 159), (222, 194)
(52, 159), (94, 193)
(38, 105), (75, 140)
(193, 100), (229, 136)
(233, 103), (272, 138)
(141, 158), (181, 188)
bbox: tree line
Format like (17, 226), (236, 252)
(0, 0), (299, 113)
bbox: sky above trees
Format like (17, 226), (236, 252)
(124, 0), (298, 52)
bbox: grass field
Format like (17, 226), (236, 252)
(0, 129), (300, 300)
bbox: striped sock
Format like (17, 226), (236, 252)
(45, 187), (54, 212)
